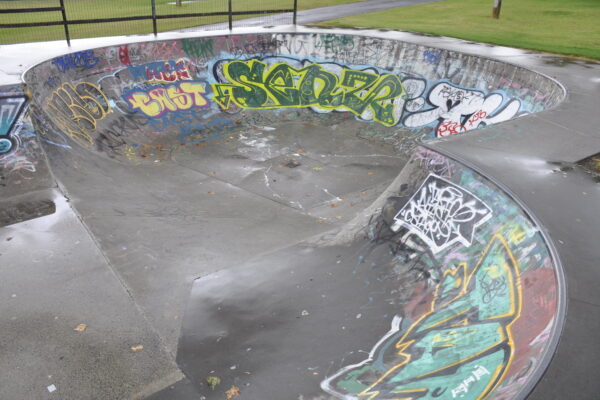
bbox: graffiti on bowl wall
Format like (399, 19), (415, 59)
(0, 96), (28, 155)
(212, 58), (405, 127)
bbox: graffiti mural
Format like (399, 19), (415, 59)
(322, 234), (521, 400)
(52, 50), (100, 73)
(43, 82), (111, 148)
(391, 174), (493, 254)
(182, 38), (215, 63)
(209, 57), (527, 134)
(212, 59), (405, 127)
(0, 114), (40, 175)
(0, 96), (27, 155)
(403, 82), (521, 137)
(124, 81), (209, 118)
(319, 145), (560, 400)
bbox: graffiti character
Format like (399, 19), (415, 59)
(403, 82), (521, 137)
(322, 234), (522, 400)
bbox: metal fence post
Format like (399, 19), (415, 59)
(58, 0), (70, 46)
(151, 0), (158, 36)
(228, 0), (233, 30)
(293, 0), (298, 25)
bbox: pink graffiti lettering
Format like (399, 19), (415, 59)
(119, 46), (131, 66)
(467, 110), (487, 127)
(436, 120), (467, 137)
(146, 60), (191, 84)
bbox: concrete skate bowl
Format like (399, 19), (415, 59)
(7, 30), (566, 399)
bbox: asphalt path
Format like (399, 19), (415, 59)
(175, 0), (442, 31)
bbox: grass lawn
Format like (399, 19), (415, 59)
(0, 0), (363, 44)
(317, 0), (600, 60)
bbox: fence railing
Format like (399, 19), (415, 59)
(0, 0), (298, 46)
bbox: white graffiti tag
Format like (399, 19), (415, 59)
(451, 365), (491, 398)
(391, 174), (492, 253)
(403, 82), (521, 137)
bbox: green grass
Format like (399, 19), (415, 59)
(317, 0), (600, 60)
(0, 0), (363, 44)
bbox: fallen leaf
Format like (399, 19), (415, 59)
(74, 324), (87, 332)
(311, 167), (323, 171)
(226, 385), (241, 399)
(367, 171), (375, 175)
(6, 237), (13, 241)
(207, 190), (216, 195)
(297, 148), (306, 153)
(130, 345), (144, 352)
(206, 376), (221, 390)
(282, 159), (301, 168)
(330, 203), (339, 208)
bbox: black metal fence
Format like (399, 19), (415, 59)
(0, 0), (298, 45)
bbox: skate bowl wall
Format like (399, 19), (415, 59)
(21, 32), (565, 164)
(7, 31), (565, 399)
(177, 144), (564, 400)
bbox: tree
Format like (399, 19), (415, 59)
(492, 0), (502, 19)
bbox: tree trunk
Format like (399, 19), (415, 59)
(492, 0), (502, 19)
(176, 0), (182, 7)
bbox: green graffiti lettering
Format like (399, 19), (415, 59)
(212, 60), (404, 127)
(300, 64), (343, 108)
(214, 60), (268, 109)
(339, 69), (380, 114)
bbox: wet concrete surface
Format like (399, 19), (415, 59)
(176, 243), (418, 399)
(0, 194), (55, 227)
(0, 192), (180, 400)
(38, 113), (407, 359)
(0, 23), (599, 400)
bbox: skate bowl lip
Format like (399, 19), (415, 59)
(19, 25), (568, 101)
(16, 26), (568, 400)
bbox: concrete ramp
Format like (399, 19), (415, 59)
(0, 30), (566, 399)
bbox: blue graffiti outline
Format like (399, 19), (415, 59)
(0, 95), (27, 155)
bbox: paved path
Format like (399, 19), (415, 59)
(175, 0), (441, 31)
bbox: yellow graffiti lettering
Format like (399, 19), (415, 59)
(44, 82), (111, 148)
(180, 82), (208, 107)
(125, 81), (208, 118)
